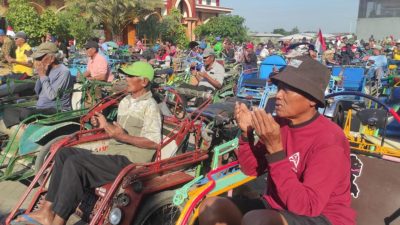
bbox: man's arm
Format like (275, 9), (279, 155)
(110, 131), (158, 149)
(7, 56), (33, 67)
(39, 69), (71, 100)
(237, 137), (268, 176)
(34, 78), (42, 95)
(200, 71), (222, 89)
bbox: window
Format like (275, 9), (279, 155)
(359, 0), (400, 18)
(206, 0), (211, 5)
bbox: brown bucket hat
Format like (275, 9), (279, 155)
(271, 55), (330, 107)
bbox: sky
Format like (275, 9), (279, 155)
(221, 0), (360, 34)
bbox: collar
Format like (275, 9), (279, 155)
(288, 112), (320, 128)
(129, 91), (152, 102)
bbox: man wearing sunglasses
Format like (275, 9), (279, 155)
(1, 31), (33, 84)
(179, 48), (225, 106)
(199, 56), (355, 225)
(1, 42), (73, 129)
(80, 40), (113, 82)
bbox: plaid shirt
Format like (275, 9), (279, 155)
(0, 36), (16, 63)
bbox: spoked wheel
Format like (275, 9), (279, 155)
(139, 203), (180, 225)
(133, 191), (181, 225)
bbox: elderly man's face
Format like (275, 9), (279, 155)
(126, 75), (147, 93)
(203, 55), (214, 67)
(275, 82), (316, 120)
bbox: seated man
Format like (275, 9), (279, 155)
(81, 40), (113, 82)
(179, 48), (225, 105)
(1, 31), (33, 83)
(389, 40), (400, 67)
(198, 56), (355, 225)
(242, 43), (258, 70)
(221, 38), (236, 63)
(12, 62), (162, 225)
(366, 45), (387, 80)
(1, 42), (73, 130)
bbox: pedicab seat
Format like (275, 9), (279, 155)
(356, 108), (388, 129)
(187, 97), (250, 126)
(174, 87), (213, 99)
(241, 78), (268, 87)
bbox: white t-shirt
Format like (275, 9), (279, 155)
(198, 61), (225, 90)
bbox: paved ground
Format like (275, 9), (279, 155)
(0, 180), (82, 225)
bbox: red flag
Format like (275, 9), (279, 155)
(316, 29), (327, 52)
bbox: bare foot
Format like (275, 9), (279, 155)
(13, 209), (55, 225)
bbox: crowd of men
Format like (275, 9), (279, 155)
(0, 30), (399, 225)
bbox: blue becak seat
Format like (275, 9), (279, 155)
(237, 55), (286, 100)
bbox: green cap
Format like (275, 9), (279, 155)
(119, 61), (154, 81)
(32, 42), (59, 59)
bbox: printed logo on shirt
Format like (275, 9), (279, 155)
(288, 59), (303, 68)
(288, 152), (300, 172)
(350, 154), (363, 198)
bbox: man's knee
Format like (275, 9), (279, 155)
(199, 196), (227, 215)
(199, 196), (240, 224)
(54, 147), (75, 163)
(242, 210), (285, 225)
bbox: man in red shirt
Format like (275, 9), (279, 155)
(198, 55), (356, 225)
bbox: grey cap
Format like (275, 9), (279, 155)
(203, 48), (215, 58)
(15, 31), (27, 40)
(32, 42), (59, 59)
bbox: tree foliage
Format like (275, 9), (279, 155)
(137, 9), (188, 48)
(159, 9), (188, 48)
(39, 9), (59, 37)
(195, 15), (248, 43)
(67, 0), (162, 41)
(56, 7), (96, 46)
(6, 0), (41, 44)
(273, 27), (300, 36)
(136, 14), (162, 44)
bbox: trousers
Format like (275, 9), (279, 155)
(45, 147), (131, 220)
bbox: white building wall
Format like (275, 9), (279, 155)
(356, 17), (400, 40)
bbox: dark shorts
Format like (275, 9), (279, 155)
(229, 196), (332, 225)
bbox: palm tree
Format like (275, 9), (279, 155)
(67, 0), (162, 41)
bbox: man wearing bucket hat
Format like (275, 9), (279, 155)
(12, 61), (162, 225)
(199, 55), (355, 225)
(1, 42), (73, 129)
